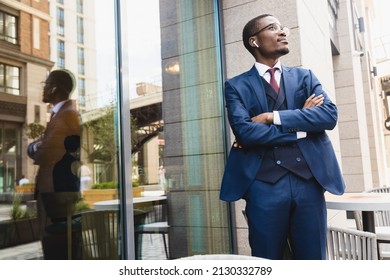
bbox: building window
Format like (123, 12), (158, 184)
(0, 11), (18, 44)
(328, 0), (340, 55)
(78, 47), (85, 75)
(57, 39), (65, 68)
(127, 0), (229, 258)
(57, 39), (65, 56)
(77, 0), (84, 14)
(57, 7), (65, 36)
(0, 123), (21, 193)
(0, 63), (20, 95)
(78, 77), (86, 110)
(77, 16), (84, 44)
(57, 58), (65, 69)
(351, 1), (363, 51)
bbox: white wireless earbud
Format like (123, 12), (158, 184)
(253, 42), (259, 48)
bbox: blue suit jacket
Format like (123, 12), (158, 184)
(220, 65), (345, 202)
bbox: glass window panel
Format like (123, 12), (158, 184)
(0, 0), (231, 261)
(0, 64), (20, 95)
(0, 0), (123, 261)
(0, 64), (4, 87)
(57, 40), (64, 52)
(0, 125), (21, 193)
(127, 0), (230, 259)
(0, 13), (3, 35)
(5, 14), (16, 44)
(57, 7), (64, 36)
(77, 17), (84, 44)
(57, 57), (65, 68)
(0, 12), (17, 44)
(77, 0), (84, 14)
(6, 66), (19, 86)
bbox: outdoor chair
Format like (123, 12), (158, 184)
(81, 209), (120, 259)
(135, 199), (169, 259)
(353, 186), (390, 259)
(81, 209), (147, 259)
(326, 226), (378, 260)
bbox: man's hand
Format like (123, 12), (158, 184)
(233, 140), (242, 149)
(239, 93), (324, 147)
(234, 111), (273, 149)
(303, 94), (324, 109)
(251, 112), (274, 124)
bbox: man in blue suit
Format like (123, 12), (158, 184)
(220, 14), (345, 260)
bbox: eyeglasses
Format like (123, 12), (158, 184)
(250, 23), (290, 37)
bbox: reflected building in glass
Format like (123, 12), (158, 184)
(48, 0), (97, 113)
(0, 0), (52, 197)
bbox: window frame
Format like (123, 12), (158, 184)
(0, 10), (18, 45)
(0, 62), (20, 96)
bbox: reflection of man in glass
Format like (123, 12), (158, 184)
(28, 69), (80, 259)
(53, 135), (81, 192)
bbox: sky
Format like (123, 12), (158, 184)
(126, 0), (162, 98)
(94, 0), (161, 103)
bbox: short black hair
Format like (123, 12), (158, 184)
(47, 69), (76, 97)
(242, 14), (273, 54)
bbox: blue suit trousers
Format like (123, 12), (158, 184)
(244, 174), (327, 260)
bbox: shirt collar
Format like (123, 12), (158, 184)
(51, 100), (67, 114)
(254, 61), (282, 77)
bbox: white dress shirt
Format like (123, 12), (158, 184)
(254, 61), (306, 139)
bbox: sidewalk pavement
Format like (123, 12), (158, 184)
(0, 242), (43, 260)
(0, 234), (168, 260)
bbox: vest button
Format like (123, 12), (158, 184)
(296, 157), (301, 162)
(276, 160), (281, 165)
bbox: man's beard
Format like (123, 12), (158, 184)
(276, 47), (290, 56)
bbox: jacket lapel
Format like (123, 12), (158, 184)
(281, 66), (295, 109)
(247, 66), (268, 113)
(274, 83), (286, 110)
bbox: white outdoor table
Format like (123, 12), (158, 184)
(93, 195), (167, 210)
(325, 192), (390, 233)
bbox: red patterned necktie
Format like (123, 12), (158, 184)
(267, 68), (279, 94)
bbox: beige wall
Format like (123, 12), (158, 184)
(221, 0), (389, 255)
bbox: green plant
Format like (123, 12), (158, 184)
(26, 122), (46, 140)
(9, 195), (35, 220)
(91, 181), (117, 189)
(90, 180), (140, 189)
(19, 182), (35, 187)
(74, 200), (91, 212)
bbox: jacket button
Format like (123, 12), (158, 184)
(276, 160), (281, 165)
(296, 157), (301, 162)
